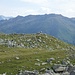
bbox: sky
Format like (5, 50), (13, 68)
(0, 0), (75, 17)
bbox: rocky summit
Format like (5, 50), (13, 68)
(0, 33), (75, 75)
(0, 33), (70, 50)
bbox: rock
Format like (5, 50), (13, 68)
(70, 70), (75, 75)
(40, 73), (50, 75)
(23, 70), (38, 75)
(66, 57), (70, 60)
(16, 57), (20, 60)
(43, 41), (46, 43)
(67, 64), (74, 72)
(54, 73), (60, 75)
(36, 59), (40, 62)
(42, 62), (47, 65)
(35, 63), (40, 66)
(57, 61), (60, 63)
(67, 61), (70, 64)
(8, 40), (16, 47)
(33, 70), (39, 75)
(52, 64), (66, 73)
(47, 58), (55, 63)
(18, 70), (39, 75)
(3, 73), (6, 75)
(42, 73), (60, 75)
(20, 43), (24, 47)
(0, 39), (4, 44)
(18, 70), (23, 75)
(27, 39), (31, 42)
(38, 39), (42, 42)
(55, 66), (66, 72)
(40, 68), (45, 72)
(62, 72), (70, 75)
(45, 69), (54, 75)
(62, 60), (69, 65)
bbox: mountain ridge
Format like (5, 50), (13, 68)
(0, 14), (75, 45)
(0, 15), (12, 20)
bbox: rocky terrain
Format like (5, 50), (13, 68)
(0, 33), (70, 49)
(18, 59), (75, 75)
(1, 57), (75, 75)
(0, 33), (75, 75)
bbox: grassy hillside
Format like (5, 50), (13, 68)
(0, 33), (70, 50)
(0, 47), (67, 75)
(0, 33), (75, 75)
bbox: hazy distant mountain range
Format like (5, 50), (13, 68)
(0, 14), (75, 45)
(0, 15), (12, 20)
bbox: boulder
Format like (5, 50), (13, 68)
(55, 67), (66, 72)
(45, 69), (54, 75)
(52, 64), (66, 73)
(40, 73), (50, 75)
(23, 70), (39, 75)
(62, 72), (70, 75)
(67, 64), (75, 72)
(47, 58), (55, 63)
(70, 70), (75, 75)
(62, 60), (68, 65)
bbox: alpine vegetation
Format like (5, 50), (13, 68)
(0, 33), (75, 75)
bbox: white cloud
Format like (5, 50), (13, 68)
(24, 9), (40, 15)
(21, 0), (48, 4)
(45, 0), (75, 17)
(21, 0), (49, 7)
(0, 0), (75, 17)
(40, 7), (52, 14)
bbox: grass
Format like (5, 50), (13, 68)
(0, 33), (75, 75)
(0, 46), (67, 75)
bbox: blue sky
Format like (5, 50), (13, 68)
(0, 0), (75, 17)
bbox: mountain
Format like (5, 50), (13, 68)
(0, 15), (11, 20)
(0, 14), (75, 45)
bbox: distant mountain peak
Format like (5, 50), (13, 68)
(0, 15), (12, 20)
